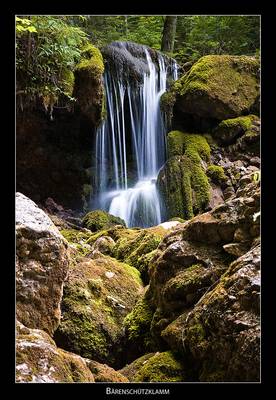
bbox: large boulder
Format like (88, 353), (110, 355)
(16, 321), (94, 383)
(173, 55), (259, 120)
(16, 193), (69, 336)
(54, 254), (144, 367)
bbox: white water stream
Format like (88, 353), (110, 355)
(94, 43), (178, 227)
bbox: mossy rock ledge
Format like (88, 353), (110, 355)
(170, 55), (260, 120)
(73, 43), (105, 126)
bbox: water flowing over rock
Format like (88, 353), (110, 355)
(16, 192), (69, 336)
(93, 42), (178, 228)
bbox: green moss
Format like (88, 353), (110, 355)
(61, 69), (75, 97)
(56, 313), (109, 361)
(124, 296), (155, 350)
(75, 43), (104, 79)
(207, 165), (227, 185)
(112, 228), (164, 283)
(158, 131), (210, 220)
(167, 131), (210, 160)
(107, 256), (143, 286)
(175, 55), (258, 98)
(60, 229), (92, 256)
(218, 115), (253, 131)
(86, 229), (109, 244)
(160, 90), (176, 124)
(185, 315), (209, 356)
(82, 209), (125, 232)
(133, 351), (186, 382)
(125, 234), (161, 269)
(213, 115), (258, 145)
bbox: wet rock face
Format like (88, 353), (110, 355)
(16, 193), (69, 336)
(102, 41), (176, 87)
(16, 321), (94, 383)
(102, 42), (150, 85)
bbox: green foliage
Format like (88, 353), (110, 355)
(81, 16), (164, 50)
(16, 17), (37, 34)
(173, 16), (260, 65)
(80, 15), (259, 59)
(16, 16), (89, 112)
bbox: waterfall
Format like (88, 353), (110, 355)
(94, 42), (178, 228)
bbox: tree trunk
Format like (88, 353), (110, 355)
(161, 16), (177, 53)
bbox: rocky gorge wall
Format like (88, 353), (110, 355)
(16, 43), (260, 383)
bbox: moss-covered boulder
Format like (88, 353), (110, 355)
(212, 114), (259, 145)
(206, 165), (227, 185)
(54, 254), (143, 367)
(73, 43), (105, 126)
(148, 236), (229, 341)
(119, 351), (187, 382)
(82, 209), (126, 232)
(16, 321), (94, 383)
(172, 55), (259, 120)
(111, 225), (167, 283)
(157, 131), (211, 220)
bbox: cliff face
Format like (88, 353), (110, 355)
(16, 44), (105, 211)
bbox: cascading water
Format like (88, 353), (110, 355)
(94, 42), (178, 228)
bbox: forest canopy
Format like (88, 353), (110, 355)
(16, 15), (260, 110)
